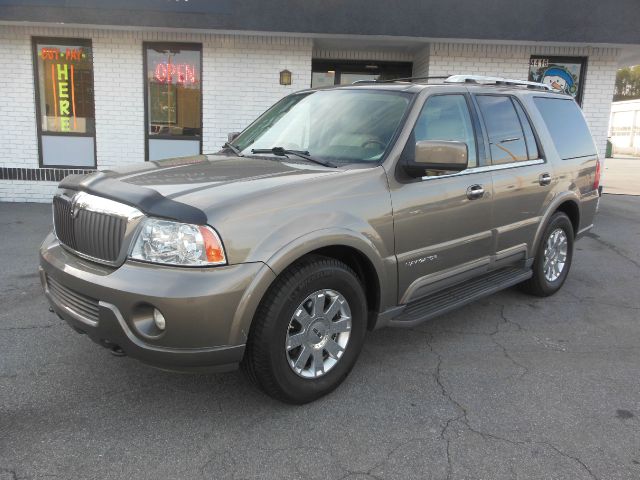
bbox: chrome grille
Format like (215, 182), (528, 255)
(52, 192), (141, 264)
(46, 274), (100, 324)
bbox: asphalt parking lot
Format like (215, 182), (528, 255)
(1, 193), (639, 479)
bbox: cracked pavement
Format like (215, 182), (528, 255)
(1, 195), (639, 480)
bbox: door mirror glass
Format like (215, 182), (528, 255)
(405, 140), (468, 177)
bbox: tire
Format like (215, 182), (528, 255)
(242, 255), (367, 404)
(520, 212), (574, 297)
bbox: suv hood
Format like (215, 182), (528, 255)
(58, 154), (342, 223)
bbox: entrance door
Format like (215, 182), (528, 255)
(311, 60), (413, 88)
(144, 42), (202, 161)
(390, 92), (495, 304)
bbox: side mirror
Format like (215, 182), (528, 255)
(404, 140), (468, 177)
(227, 132), (241, 143)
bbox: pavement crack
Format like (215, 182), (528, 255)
(425, 336), (597, 480)
(586, 232), (640, 270)
(538, 441), (599, 480)
(490, 316), (529, 379)
(0, 324), (58, 332)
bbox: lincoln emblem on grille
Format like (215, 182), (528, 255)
(70, 195), (80, 218)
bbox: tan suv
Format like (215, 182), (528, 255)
(40, 75), (601, 403)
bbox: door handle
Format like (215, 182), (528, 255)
(539, 173), (552, 186)
(466, 184), (485, 200)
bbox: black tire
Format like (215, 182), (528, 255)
(242, 255), (367, 404)
(520, 212), (574, 297)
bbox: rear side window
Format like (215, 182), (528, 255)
(533, 97), (597, 160)
(512, 100), (539, 160)
(476, 95), (528, 164)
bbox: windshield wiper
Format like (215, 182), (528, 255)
(223, 142), (244, 157)
(251, 147), (336, 168)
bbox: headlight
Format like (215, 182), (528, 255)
(130, 218), (226, 266)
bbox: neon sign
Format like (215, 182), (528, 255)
(40, 47), (86, 132)
(41, 47), (85, 62)
(154, 62), (197, 85)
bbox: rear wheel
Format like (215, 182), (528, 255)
(242, 255), (367, 404)
(520, 212), (574, 297)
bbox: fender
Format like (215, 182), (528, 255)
(227, 228), (398, 345)
(531, 191), (581, 257)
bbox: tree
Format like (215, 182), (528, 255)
(614, 65), (640, 101)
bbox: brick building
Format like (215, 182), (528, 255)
(0, 0), (639, 201)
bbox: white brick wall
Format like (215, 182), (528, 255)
(0, 26), (622, 203)
(0, 25), (311, 202)
(203, 36), (312, 151)
(0, 27), (38, 170)
(427, 43), (621, 156)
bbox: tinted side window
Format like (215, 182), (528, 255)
(512, 100), (539, 160)
(476, 95), (528, 164)
(414, 94), (477, 167)
(533, 97), (597, 160)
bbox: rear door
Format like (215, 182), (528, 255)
(474, 94), (555, 267)
(389, 92), (495, 304)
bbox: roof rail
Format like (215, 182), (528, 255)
(444, 75), (555, 91)
(352, 75), (451, 85)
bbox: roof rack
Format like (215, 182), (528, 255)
(444, 75), (555, 91)
(352, 75), (451, 85)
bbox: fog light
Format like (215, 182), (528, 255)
(153, 309), (166, 331)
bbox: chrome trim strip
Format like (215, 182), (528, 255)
(421, 159), (545, 181)
(72, 191), (143, 220)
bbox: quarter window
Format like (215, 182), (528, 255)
(413, 95), (478, 168)
(476, 95), (528, 164)
(533, 97), (597, 160)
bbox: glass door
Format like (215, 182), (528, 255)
(311, 60), (413, 88)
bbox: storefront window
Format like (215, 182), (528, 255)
(529, 56), (587, 105)
(145, 43), (202, 138)
(33, 37), (96, 167)
(34, 39), (95, 134)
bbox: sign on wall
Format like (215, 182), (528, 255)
(529, 56), (587, 105)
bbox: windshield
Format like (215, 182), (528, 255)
(232, 89), (412, 164)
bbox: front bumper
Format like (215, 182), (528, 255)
(40, 233), (275, 372)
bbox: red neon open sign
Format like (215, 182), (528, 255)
(154, 63), (197, 85)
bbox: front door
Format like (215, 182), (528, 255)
(390, 93), (495, 304)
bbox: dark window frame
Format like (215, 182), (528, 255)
(143, 41), (203, 162)
(32, 36), (97, 169)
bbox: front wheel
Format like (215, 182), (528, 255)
(520, 212), (574, 297)
(242, 255), (367, 404)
